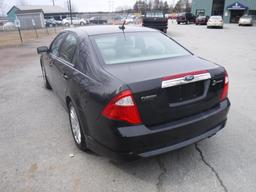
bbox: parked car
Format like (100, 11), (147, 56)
(238, 15), (253, 26)
(143, 11), (168, 33)
(45, 18), (57, 27)
(168, 13), (177, 20)
(37, 26), (230, 161)
(122, 16), (135, 24)
(3, 22), (16, 31)
(89, 16), (108, 24)
(207, 16), (224, 29)
(112, 16), (124, 25)
(55, 20), (62, 25)
(62, 17), (88, 26)
(176, 12), (196, 24)
(195, 15), (209, 25)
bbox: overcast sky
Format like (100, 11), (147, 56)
(2, 0), (179, 14)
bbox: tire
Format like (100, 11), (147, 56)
(163, 29), (167, 33)
(177, 22), (180, 24)
(65, 23), (70, 26)
(80, 22), (85, 26)
(68, 101), (89, 151)
(41, 63), (51, 90)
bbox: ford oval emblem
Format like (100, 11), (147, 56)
(184, 75), (195, 81)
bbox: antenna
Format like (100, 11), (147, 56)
(119, 12), (129, 31)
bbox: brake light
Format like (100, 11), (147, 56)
(102, 90), (142, 124)
(220, 71), (229, 101)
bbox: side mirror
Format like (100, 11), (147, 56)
(37, 46), (49, 54)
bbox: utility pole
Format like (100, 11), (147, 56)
(52, 0), (55, 6)
(69, 0), (73, 25)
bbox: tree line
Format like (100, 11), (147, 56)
(132, 0), (191, 14)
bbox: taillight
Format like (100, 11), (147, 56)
(102, 90), (142, 124)
(220, 71), (229, 101)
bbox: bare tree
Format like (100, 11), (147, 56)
(148, 0), (152, 10)
(16, 0), (28, 6)
(153, 0), (159, 10)
(0, 0), (6, 16)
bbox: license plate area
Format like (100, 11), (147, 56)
(167, 80), (210, 107)
(168, 80), (204, 101)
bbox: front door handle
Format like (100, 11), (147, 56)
(62, 73), (69, 80)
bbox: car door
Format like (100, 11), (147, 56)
(53, 32), (78, 103)
(72, 17), (79, 25)
(45, 32), (67, 88)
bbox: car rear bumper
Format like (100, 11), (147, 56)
(239, 21), (253, 25)
(142, 25), (168, 31)
(88, 99), (230, 161)
(177, 19), (187, 22)
(207, 22), (223, 27)
(196, 20), (207, 24)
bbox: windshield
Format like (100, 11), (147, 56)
(146, 12), (164, 18)
(91, 32), (191, 65)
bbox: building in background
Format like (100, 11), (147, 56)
(7, 5), (69, 23)
(16, 9), (44, 29)
(192, 0), (256, 23)
(0, 16), (8, 26)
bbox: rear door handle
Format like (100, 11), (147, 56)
(62, 73), (69, 80)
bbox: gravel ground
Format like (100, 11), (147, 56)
(0, 22), (256, 192)
(0, 27), (64, 48)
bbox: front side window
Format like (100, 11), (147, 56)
(91, 32), (191, 65)
(59, 33), (77, 63)
(50, 33), (66, 56)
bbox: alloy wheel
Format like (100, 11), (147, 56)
(69, 105), (82, 144)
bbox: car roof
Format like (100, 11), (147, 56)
(65, 25), (157, 36)
(241, 15), (252, 18)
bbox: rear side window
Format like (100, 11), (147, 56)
(59, 33), (77, 63)
(50, 33), (66, 56)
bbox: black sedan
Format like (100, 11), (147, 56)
(195, 16), (209, 25)
(89, 16), (107, 24)
(37, 26), (230, 161)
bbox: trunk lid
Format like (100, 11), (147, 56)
(104, 55), (226, 127)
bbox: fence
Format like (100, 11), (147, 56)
(0, 26), (64, 48)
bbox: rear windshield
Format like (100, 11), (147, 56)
(210, 16), (222, 20)
(91, 32), (191, 65)
(146, 12), (164, 18)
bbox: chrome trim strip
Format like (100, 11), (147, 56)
(161, 73), (211, 88)
(49, 53), (97, 82)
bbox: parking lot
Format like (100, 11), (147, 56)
(1, 22), (256, 192)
